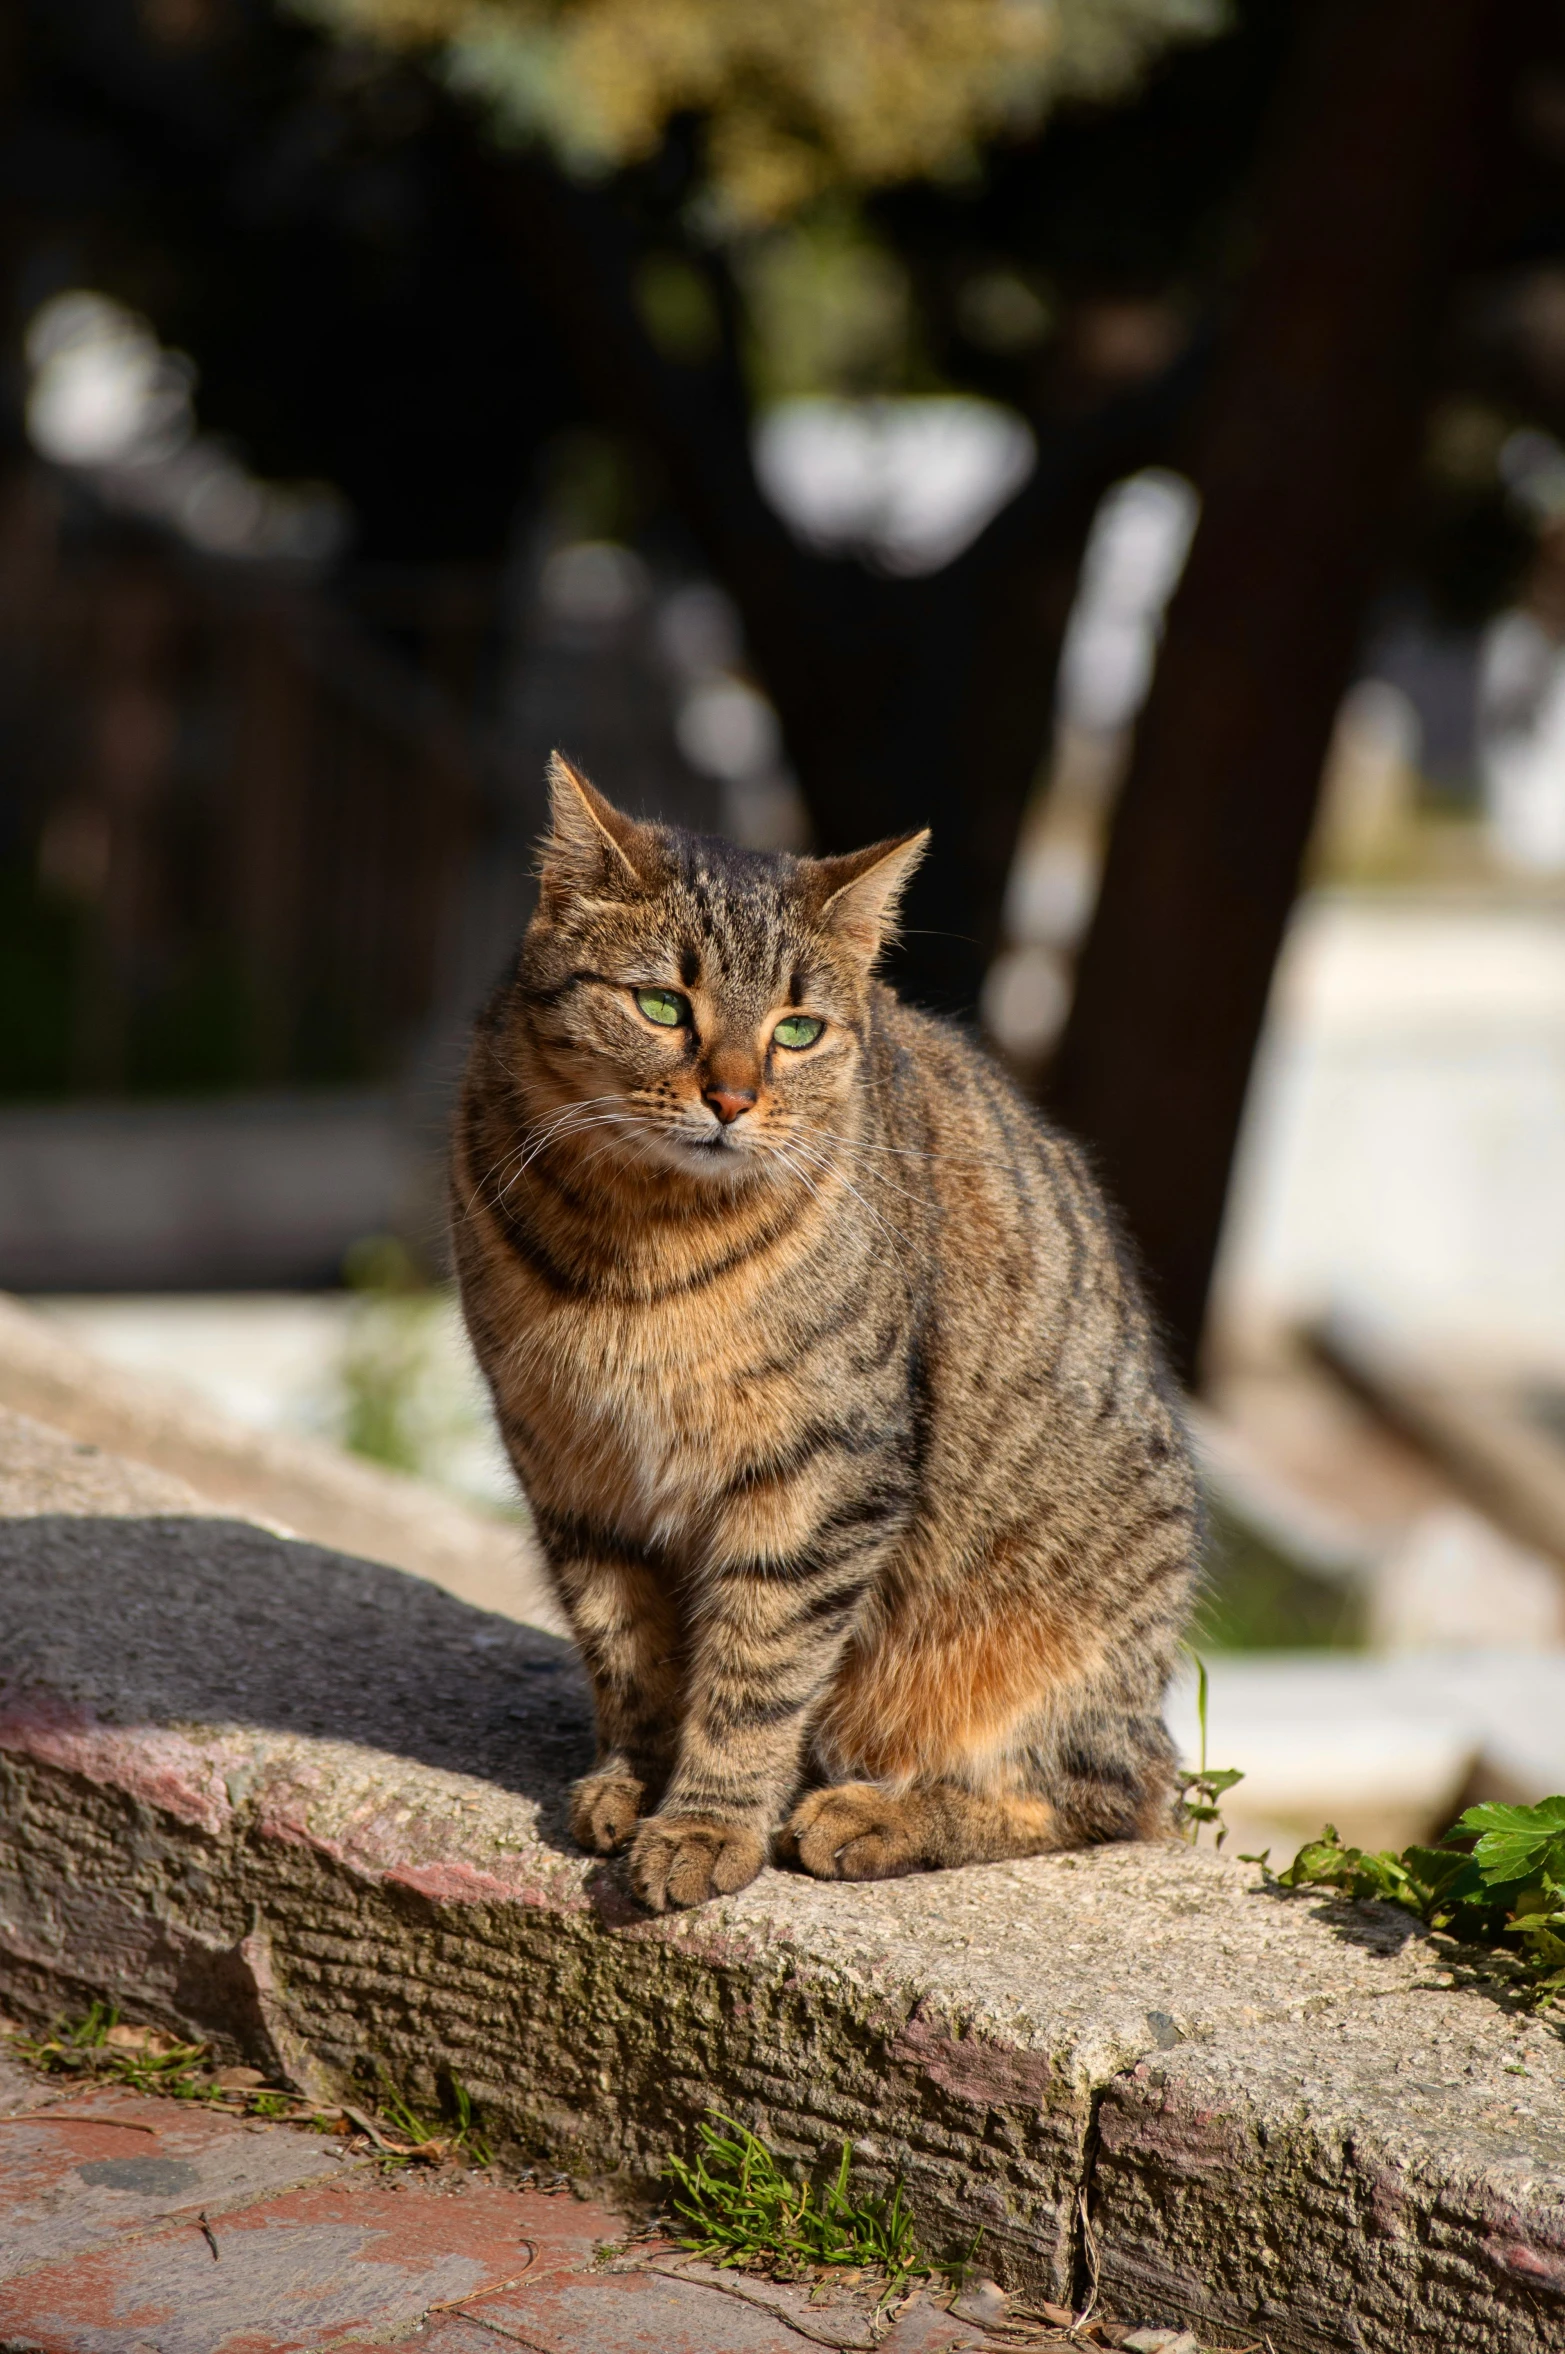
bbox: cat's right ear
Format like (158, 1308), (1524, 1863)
(539, 752), (657, 908)
(810, 828), (930, 961)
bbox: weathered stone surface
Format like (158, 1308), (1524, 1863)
(0, 2083), (997, 2354)
(0, 2168), (575, 2354)
(1, 1407), (1562, 2353)
(0, 2088), (366, 2278)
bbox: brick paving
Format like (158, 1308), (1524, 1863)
(0, 2053), (1111, 2354)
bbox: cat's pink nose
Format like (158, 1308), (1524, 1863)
(704, 1085), (757, 1126)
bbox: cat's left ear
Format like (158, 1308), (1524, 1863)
(811, 829), (930, 960)
(540, 751), (659, 906)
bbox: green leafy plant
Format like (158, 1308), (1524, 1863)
(1175, 1651), (1245, 1847)
(665, 2112), (925, 2286)
(1256, 1796), (1565, 2008)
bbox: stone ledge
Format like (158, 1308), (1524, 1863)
(0, 1407), (1562, 2354)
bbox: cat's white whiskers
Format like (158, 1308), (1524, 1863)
(534, 1114), (645, 1168)
(571, 1117), (664, 1177)
(777, 1124), (933, 1211)
(465, 1094), (631, 1211)
(768, 1145), (829, 1211)
(505, 1097), (641, 1191)
(774, 1133), (908, 1252)
(514, 1095), (631, 1159)
(783, 1117), (986, 1170)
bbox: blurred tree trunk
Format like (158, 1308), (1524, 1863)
(0, 3), (25, 476)
(480, 153), (1202, 1010)
(1047, 0), (1489, 1382)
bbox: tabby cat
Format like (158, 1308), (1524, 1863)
(452, 754), (1198, 1911)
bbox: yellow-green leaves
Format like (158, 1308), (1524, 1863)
(300, 0), (1229, 225)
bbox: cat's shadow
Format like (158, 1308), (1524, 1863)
(0, 1513), (596, 1858)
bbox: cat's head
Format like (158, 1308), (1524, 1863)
(511, 753), (927, 1184)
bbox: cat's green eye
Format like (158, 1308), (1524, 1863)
(635, 988), (689, 1028)
(773, 1014), (824, 1051)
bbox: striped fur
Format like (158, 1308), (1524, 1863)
(451, 755), (1198, 1910)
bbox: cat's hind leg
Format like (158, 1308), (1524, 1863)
(784, 1703), (1179, 1879)
(1035, 1703), (1180, 1846)
(781, 1781), (1058, 1880)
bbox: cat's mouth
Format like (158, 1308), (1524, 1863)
(643, 1120), (755, 1173)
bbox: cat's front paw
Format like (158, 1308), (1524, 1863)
(569, 1770), (647, 1855)
(627, 1812), (766, 1910)
(782, 1782), (924, 1880)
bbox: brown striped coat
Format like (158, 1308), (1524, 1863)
(451, 756), (1198, 1909)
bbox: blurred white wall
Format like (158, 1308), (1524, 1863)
(1214, 892), (1565, 1367)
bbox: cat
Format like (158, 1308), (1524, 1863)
(451, 752), (1198, 1911)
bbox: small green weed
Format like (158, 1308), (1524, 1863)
(5, 2009), (496, 2157)
(665, 2112), (925, 2286)
(4, 2005), (332, 2120)
(12, 2003), (216, 2101)
(370, 2066), (492, 2166)
(1252, 1795), (1565, 2008)
(1175, 1651), (1245, 1848)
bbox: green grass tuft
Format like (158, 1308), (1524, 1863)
(12, 2003), (219, 2102)
(664, 2112), (926, 2285)
(371, 2065), (493, 2166)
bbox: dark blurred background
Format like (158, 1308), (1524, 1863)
(6, 0), (1565, 1842)
(7, 0), (1565, 1341)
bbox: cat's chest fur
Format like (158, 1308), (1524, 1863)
(473, 1224), (820, 1551)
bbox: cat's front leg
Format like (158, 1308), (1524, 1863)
(627, 1523), (894, 1911)
(538, 1519), (682, 1856)
(570, 1762), (654, 1856)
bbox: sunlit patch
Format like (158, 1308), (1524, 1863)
(816, 1580), (1099, 1788)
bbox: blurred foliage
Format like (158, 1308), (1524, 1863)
(1194, 1497), (1365, 1652)
(338, 1233), (437, 1472)
(12, 0), (1286, 526)
(302, 0), (1230, 224)
(739, 208), (925, 400)
(634, 250), (724, 365)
